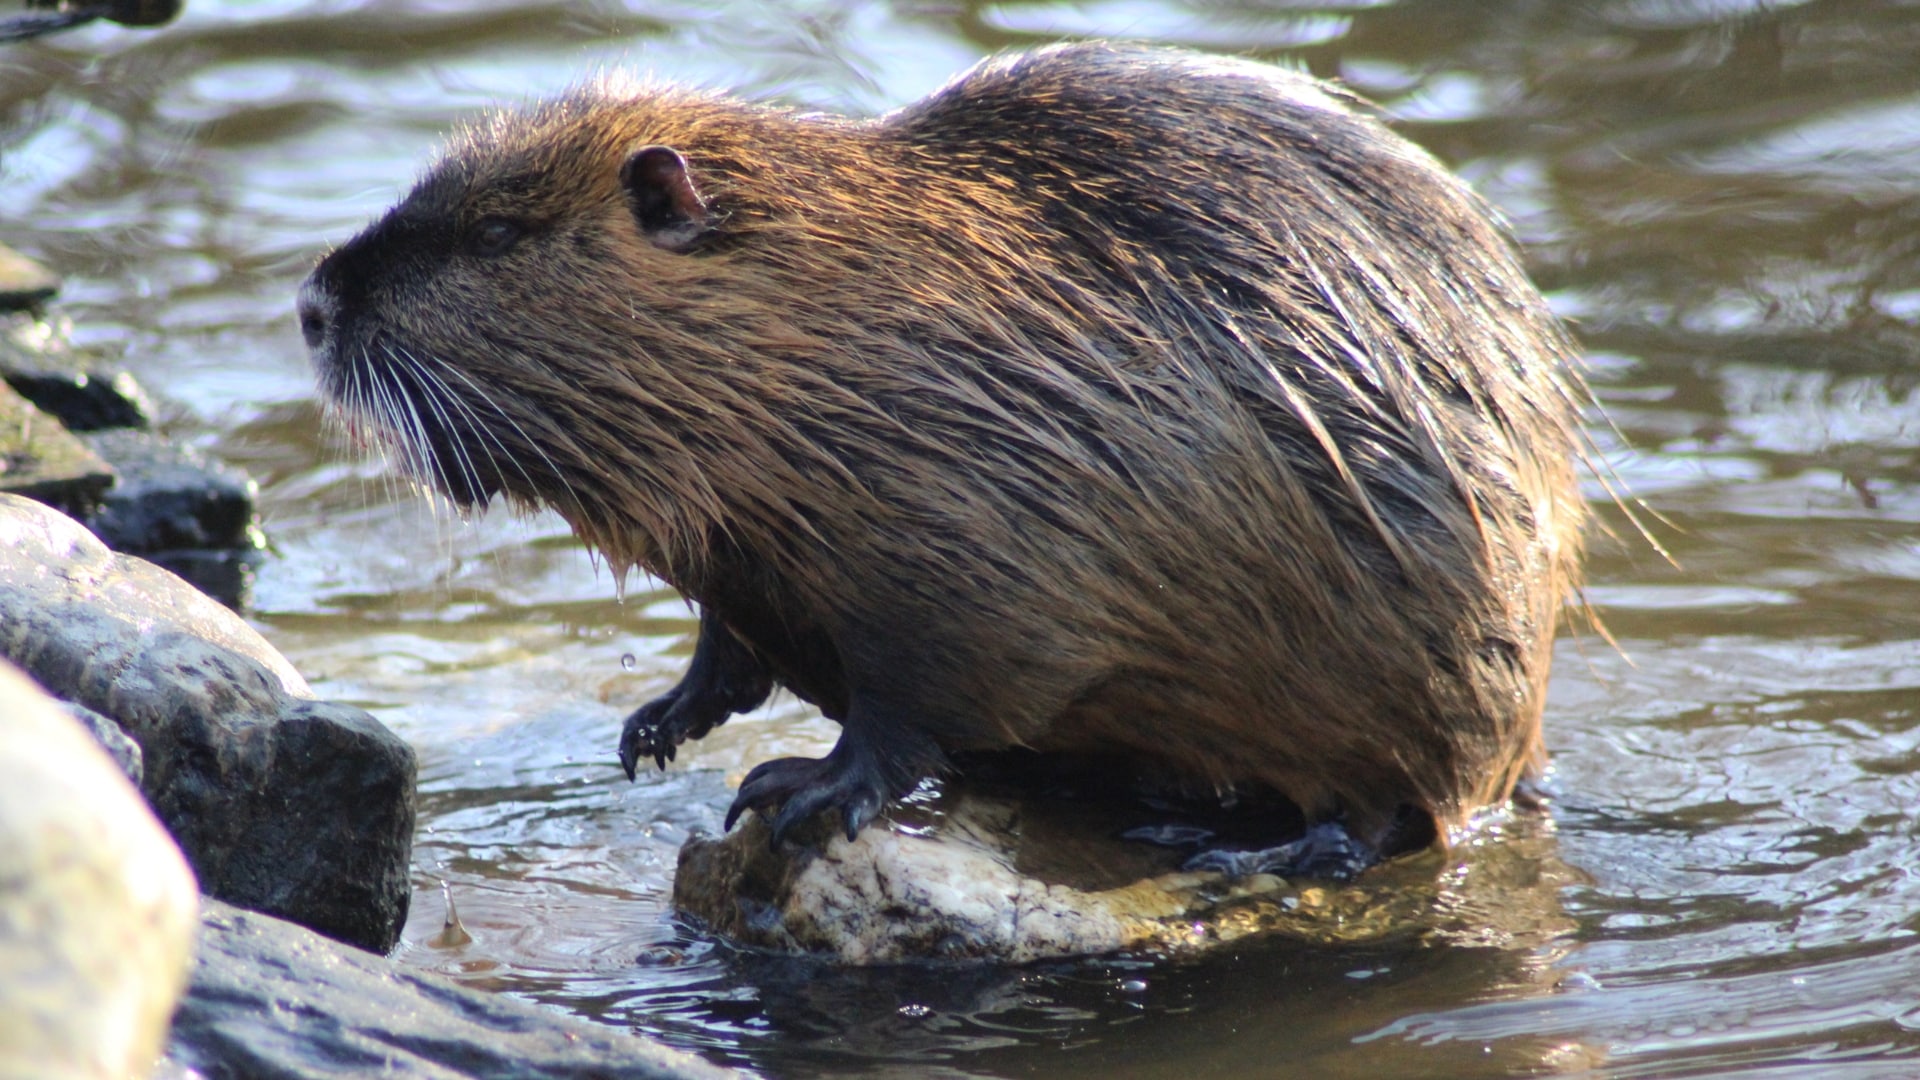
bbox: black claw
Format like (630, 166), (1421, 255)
(721, 744), (902, 851)
(618, 726), (642, 782)
(839, 791), (881, 841)
(768, 807), (799, 849)
(769, 782), (832, 849)
(618, 691), (678, 783)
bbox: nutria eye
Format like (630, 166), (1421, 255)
(468, 218), (521, 257)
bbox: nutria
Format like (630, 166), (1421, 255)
(298, 42), (1588, 864)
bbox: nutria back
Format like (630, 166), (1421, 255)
(299, 42), (1588, 857)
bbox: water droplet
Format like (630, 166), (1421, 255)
(897, 1003), (932, 1018)
(1554, 971), (1601, 992)
(1119, 979), (1148, 993)
(620, 653), (637, 671)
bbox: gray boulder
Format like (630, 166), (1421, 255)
(0, 493), (415, 953)
(167, 900), (740, 1080)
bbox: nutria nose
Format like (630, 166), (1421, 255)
(297, 281), (333, 349)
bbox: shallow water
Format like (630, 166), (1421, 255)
(6, 1), (1920, 1077)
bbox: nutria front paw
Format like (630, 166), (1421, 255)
(618, 609), (773, 781)
(724, 752), (890, 848)
(617, 676), (765, 778)
(618, 690), (689, 778)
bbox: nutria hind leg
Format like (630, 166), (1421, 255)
(619, 607), (773, 780)
(724, 699), (941, 848)
(1182, 806), (1440, 882)
(1183, 822), (1375, 881)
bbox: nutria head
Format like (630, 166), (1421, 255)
(299, 83), (851, 586)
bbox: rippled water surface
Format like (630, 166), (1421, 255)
(7, 1), (1920, 1076)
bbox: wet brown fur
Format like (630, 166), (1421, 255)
(303, 43), (1588, 853)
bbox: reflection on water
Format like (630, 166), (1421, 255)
(6, 1), (1920, 1076)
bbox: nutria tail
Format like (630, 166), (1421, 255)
(299, 40), (1588, 860)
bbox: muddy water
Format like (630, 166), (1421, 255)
(6, 1), (1920, 1076)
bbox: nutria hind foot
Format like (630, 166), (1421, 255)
(1178, 805), (1441, 882)
(724, 717), (939, 848)
(619, 609), (773, 780)
(1182, 822), (1375, 881)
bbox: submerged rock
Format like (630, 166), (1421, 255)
(167, 900), (740, 1080)
(0, 493), (415, 953)
(0, 658), (198, 1080)
(676, 779), (1581, 964)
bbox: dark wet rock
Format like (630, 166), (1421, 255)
(0, 304), (155, 432)
(95, 0), (184, 28)
(0, 493), (416, 953)
(82, 427), (266, 607)
(0, 299), (265, 607)
(139, 546), (262, 612)
(62, 698), (144, 784)
(5, 365), (155, 431)
(0, 379), (115, 520)
(0, 658), (198, 1080)
(0, 0), (181, 42)
(168, 900), (740, 1080)
(0, 244), (59, 311)
(83, 428), (261, 550)
(0, 303), (264, 606)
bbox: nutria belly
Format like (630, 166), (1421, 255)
(298, 40), (1587, 866)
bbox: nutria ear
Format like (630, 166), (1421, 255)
(621, 145), (709, 251)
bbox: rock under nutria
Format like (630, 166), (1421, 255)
(298, 42), (1589, 864)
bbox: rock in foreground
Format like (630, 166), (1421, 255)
(0, 493), (415, 953)
(167, 900), (739, 1080)
(0, 659), (198, 1080)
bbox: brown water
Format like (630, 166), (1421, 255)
(7, 2), (1920, 1077)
